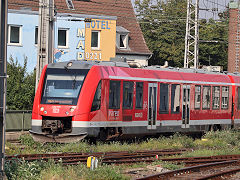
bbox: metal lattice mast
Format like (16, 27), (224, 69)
(184, 0), (199, 69)
(0, 0), (7, 177)
(35, 0), (55, 91)
(235, 2), (240, 72)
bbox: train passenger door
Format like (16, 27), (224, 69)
(182, 85), (190, 128)
(148, 83), (157, 129)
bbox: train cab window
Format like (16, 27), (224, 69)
(195, 85), (201, 109)
(160, 83), (169, 113)
(221, 86), (229, 109)
(212, 86), (220, 110)
(171, 84), (180, 113)
(123, 81), (134, 109)
(238, 87), (240, 110)
(109, 81), (121, 109)
(136, 82), (143, 109)
(91, 81), (102, 111)
(202, 86), (211, 109)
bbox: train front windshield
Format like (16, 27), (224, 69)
(41, 69), (88, 105)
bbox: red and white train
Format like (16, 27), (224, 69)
(30, 60), (240, 142)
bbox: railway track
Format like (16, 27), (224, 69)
(160, 154), (240, 166)
(137, 160), (240, 180)
(6, 150), (240, 167)
(6, 150), (240, 179)
(6, 149), (187, 165)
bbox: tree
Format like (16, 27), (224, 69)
(135, 0), (187, 67)
(135, 0), (229, 69)
(7, 56), (35, 110)
(199, 19), (228, 70)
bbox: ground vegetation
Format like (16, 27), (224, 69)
(5, 130), (240, 179)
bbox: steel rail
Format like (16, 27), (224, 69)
(6, 149), (186, 161)
(196, 167), (240, 180)
(136, 160), (240, 180)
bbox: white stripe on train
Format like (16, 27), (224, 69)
(32, 119), (237, 127)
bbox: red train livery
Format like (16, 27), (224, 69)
(30, 60), (240, 142)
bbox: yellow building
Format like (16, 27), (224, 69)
(85, 18), (116, 61)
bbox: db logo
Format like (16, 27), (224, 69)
(52, 106), (60, 113)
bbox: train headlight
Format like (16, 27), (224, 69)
(67, 62), (73, 67)
(40, 107), (44, 111)
(44, 110), (47, 114)
(70, 107), (75, 112)
(66, 111), (69, 115)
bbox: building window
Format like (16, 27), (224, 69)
(91, 31), (100, 49)
(35, 26), (38, 45)
(58, 29), (68, 48)
(123, 81), (133, 109)
(119, 34), (128, 48)
(8, 25), (22, 45)
(91, 81), (101, 111)
(159, 83), (169, 113)
(202, 86), (211, 109)
(109, 81), (120, 109)
(116, 26), (130, 49)
(195, 85), (201, 109)
(222, 86), (229, 109)
(136, 82), (143, 109)
(171, 84), (180, 113)
(212, 86), (220, 109)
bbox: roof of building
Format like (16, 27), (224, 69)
(8, 0), (152, 56)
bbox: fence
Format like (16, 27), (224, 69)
(6, 110), (32, 131)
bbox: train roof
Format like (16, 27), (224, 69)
(47, 60), (130, 70)
(46, 60), (240, 85)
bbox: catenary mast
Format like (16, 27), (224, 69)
(0, 0), (7, 177)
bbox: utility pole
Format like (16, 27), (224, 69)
(36, 0), (55, 91)
(184, 0), (199, 69)
(0, 0), (7, 177)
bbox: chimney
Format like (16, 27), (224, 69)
(228, 2), (240, 73)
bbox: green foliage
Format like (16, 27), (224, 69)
(5, 159), (50, 180)
(199, 19), (228, 70)
(135, 0), (228, 69)
(5, 160), (128, 180)
(7, 56), (35, 110)
(135, 0), (186, 67)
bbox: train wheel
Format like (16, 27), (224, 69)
(99, 128), (107, 141)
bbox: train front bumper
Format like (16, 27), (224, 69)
(29, 130), (87, 143)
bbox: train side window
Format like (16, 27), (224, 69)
(171, 84), (180, 113)
(238, 87), (240, 110)
(195, 85), (201, 109)
(91, 81), (102, 111)
(136, 82), (143, 109)
(212, 86), (220, 110)
(109, 81), (120, 109)
(202, 86), (211, 109)
(221, 86), (229, 109)
(159, 83), (169, 113)
(123, 81), (134, 109)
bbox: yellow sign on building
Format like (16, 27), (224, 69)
(84, 19), (116, 61)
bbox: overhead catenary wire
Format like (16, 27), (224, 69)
(7, 0), (235, 46)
